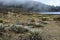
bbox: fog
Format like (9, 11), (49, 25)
(0, 0), (34, 5)
(0, 0), (60, 12)
(0, 0), (60, 6)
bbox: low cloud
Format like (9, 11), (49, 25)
(0, 0), (34, 5)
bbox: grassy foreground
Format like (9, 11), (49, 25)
(0, 11), (60, 40)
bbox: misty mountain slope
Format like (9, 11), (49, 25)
(21, 1), (60, 12)
(16, 1), (51, 12)
(0, 1), (52, 12)
(0, 1), (60, 12)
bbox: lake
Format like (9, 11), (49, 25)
(39, 12), (60, 14)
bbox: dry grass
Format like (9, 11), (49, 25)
(0, 11), (60, 40)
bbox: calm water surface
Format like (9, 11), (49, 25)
(39, 12), (60, 14)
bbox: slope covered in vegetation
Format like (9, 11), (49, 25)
(0, 9), (60, 40)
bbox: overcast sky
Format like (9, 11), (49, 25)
(0, 0), (60, 6)
(34, 0), (60, 6)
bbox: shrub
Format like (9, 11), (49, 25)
(27, 22), (33, 26)
(42, 17), (48, 21)
(9, 25), (29, 33)
(30, 19), (35, 22)
(34, 24), (44, 28)
(32, 23), (44, 28)
(30, 32), (42, 40)
(0, 20), (3, 23)
(0, 23), (5, 35)
(53, 17), (60, 21)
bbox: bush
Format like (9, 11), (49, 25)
(9, 25), (29, 33)
(30, 19), (35, 22)
(53, 17), (60, 21)
(0, 23), (5, 35)
(42, 17), (48, 21)
(30, 32), (42, 40)
(32, 24), (44, 28)
(32, 22), (44, 28)
(27, 22), (34, 26)
(0, 20), (3, 23)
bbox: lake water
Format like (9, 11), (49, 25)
(39, 12), (60, 14)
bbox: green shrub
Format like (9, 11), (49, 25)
(0, 23), (5, 35)
(30, 32), (42, 40)
(9, 25), (29, 33)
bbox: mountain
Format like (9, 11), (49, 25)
(0, 1), (60, 12)
(0, 1), (52, 12)
(22, 1), (52, 12)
